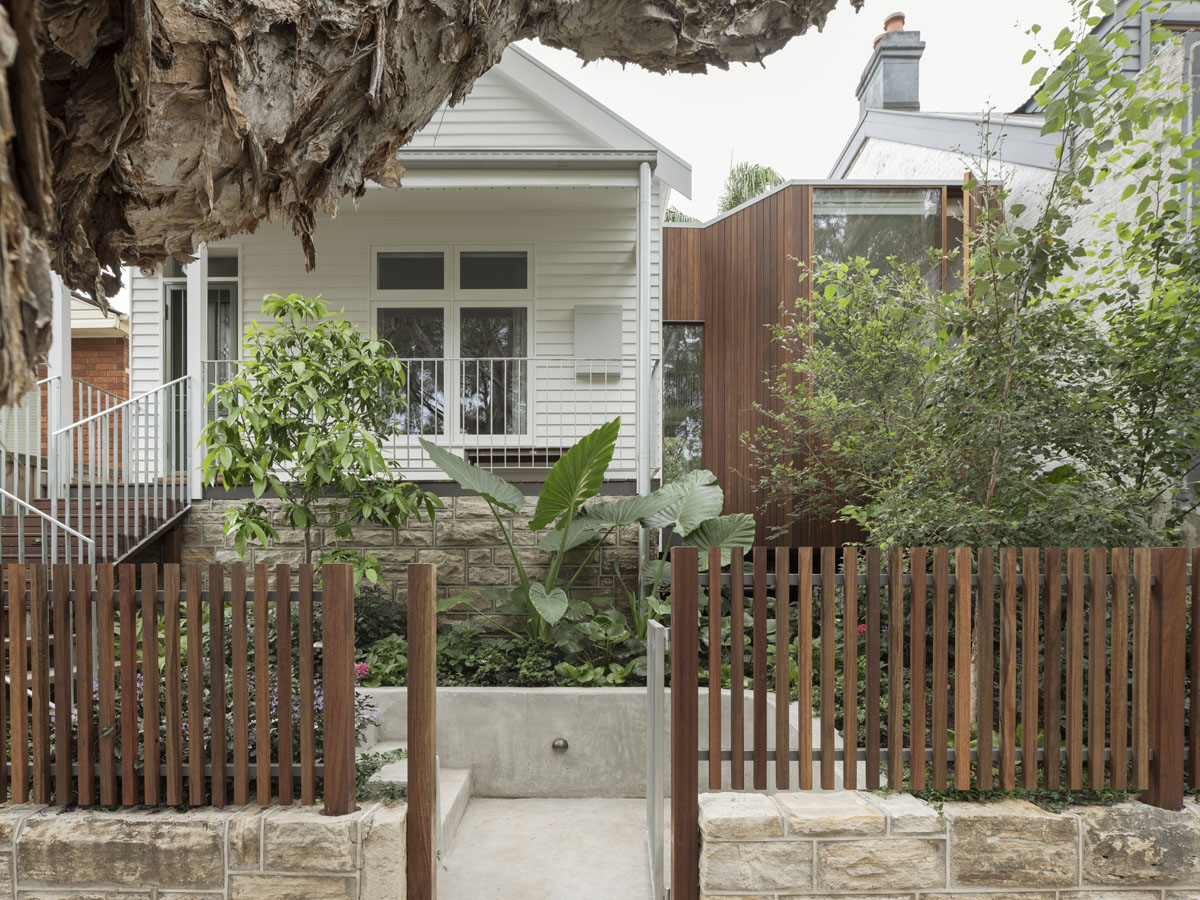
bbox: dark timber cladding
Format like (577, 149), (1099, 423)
(663, 182), (960, 546)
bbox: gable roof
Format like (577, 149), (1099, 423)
(403, 45), (691, 197)
(828, 108), (1058, 180)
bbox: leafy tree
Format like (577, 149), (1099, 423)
(745, 2), (1200, 546)
(718, 162), (785, 213)
(202, 293), (439, 582)
(666, 207), (700, 223)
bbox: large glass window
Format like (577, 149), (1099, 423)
(459, 306), (528, 436)
(812, 188), (944, 288)
(662, 324), (703, 482)
(377, 303), (530, 437)
(378, 307), (446, 435)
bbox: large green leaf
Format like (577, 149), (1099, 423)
(682, 513), (757, 568)
(536, 517), (606, 552)
(419, 438), (524, 513)
(529, 418), (620, 531)
(576, 493), (671, 528)
(528, 584), (569, 626)
(644, 469), (724, 536)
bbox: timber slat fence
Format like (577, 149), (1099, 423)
(671, 545), (1199, 900)
(0, 562), (357, 814)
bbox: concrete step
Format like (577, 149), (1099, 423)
(365, 757), (471, 853)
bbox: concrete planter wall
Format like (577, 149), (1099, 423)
(359, 686), (864, 797)
(699, 791), (1200, 898)
(0, 802), (405, 900)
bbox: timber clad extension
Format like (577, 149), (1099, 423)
(664, 182), (965, 546)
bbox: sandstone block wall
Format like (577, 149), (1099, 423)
(699, 791), (1200, 899)
(0, 802), (405, 900)
(182, 491), (641, 605)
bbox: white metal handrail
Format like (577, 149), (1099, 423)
(52, 376), (191, 562)
(0, 375), (60, 504)
(0, 486), (95, 565)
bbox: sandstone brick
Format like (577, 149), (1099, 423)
(415, 549), (464, 583)
(17, 809), (225, 888)
(947, 800), (1078, 887)
(228, 806), (268, 870)
(228, 875), (356, 900)
(468, 548), (492, 564)
(361, 803), (406, 900)
(0, 804), (48, 845)
(455, 497), (500, 518)
(17, 892), (152, 900)
(395, 528), (434, 548)
(1078, 801), (1200, 886)
(922, 894), (1051, 900)
(158, 894), (226, 900)
(346, 530), (396, 548)
(1061, 892), (1161, 900)
(698, 792), (784, 839)
(700, 840), (813, 894)
(263, 805), (359, 873)
(437, 519), (508, 545)
(776, 791), (886, 836)
(782, 895), (913, 900)
(865, 792), (944, 833)
(469, 566), (511, 587)
(816, 838), (944, 891)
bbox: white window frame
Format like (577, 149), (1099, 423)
(205, 245), (242, 364)
(453, 244), (534, 299)
(371, 294), (535, 443)
(369, 244), (452, 299)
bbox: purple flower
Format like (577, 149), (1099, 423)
(355, 663), (371, 681)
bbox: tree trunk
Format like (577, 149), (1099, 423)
(1, 0), (860, 405)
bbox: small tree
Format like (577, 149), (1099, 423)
(202, 293), (438, 582)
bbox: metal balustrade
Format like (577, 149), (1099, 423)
(50, 377), (192, 562)
(204, 357), (641, 475)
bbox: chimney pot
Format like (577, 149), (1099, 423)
(884, 12), (906, 32)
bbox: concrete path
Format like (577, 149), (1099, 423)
(438, 798), (652, 900)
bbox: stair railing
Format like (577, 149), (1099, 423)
(51, 376), (191, 562)
(0, 375), (60, 504)
(0, 487), (95, 565)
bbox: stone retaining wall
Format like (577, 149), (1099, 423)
(181, 492), (640, 605)
(0, 802), (405, 900)
(700, 791), (1200, 899)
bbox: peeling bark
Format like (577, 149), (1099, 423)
(1, 0), (860, 402)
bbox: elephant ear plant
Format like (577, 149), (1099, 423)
(420, 418), (754, 642)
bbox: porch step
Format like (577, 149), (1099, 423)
(0, 497), (186, 564)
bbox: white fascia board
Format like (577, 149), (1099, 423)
(395, 149), (658, 169)
(368, 168), (640, 188)
(502, 46), (692, 197)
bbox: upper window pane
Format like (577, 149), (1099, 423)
(208, 254), (239, 278)
(163, 259), (188, 278)
(460, 251), (528, 291)
(812, 188), (942, 288)
(378, 251), (445, 291)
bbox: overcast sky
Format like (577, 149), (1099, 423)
(519, 0), (1076, 219)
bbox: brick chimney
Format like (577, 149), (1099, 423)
(856, 12), (925, 116)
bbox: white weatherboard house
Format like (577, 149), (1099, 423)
(0, 46), (689, 571)
(147, 45), (687, 494)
